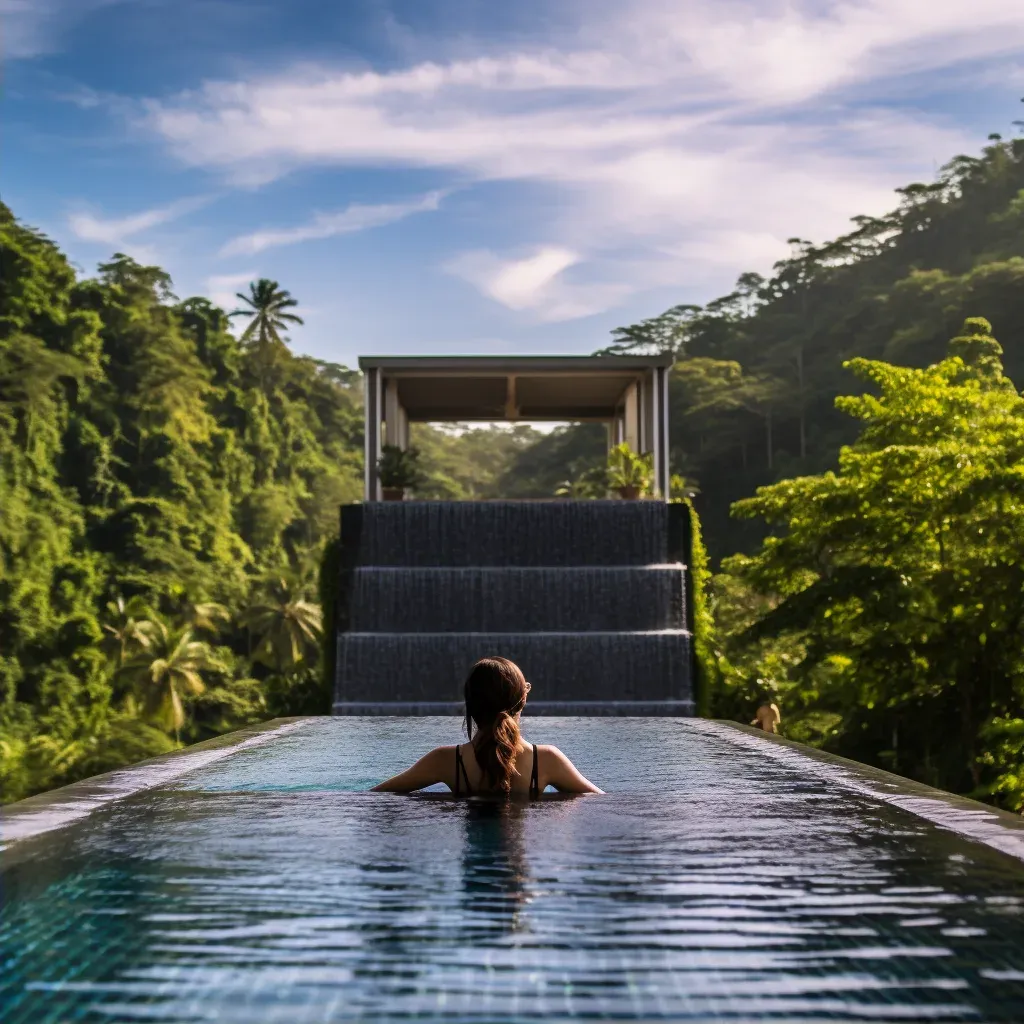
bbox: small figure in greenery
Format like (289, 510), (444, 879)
(751, 702), (781, 734)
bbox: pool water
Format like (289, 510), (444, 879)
(3, 718), (1024, 1022)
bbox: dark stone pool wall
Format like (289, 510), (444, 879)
(333, 501), (694, 714)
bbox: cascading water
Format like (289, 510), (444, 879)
(334, 501), (694, 714)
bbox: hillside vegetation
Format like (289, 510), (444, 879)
(2, 132), (1023, 808)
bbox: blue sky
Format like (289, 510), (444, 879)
(4, 0), (1023, 367)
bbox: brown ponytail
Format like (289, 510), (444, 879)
(464, 657), (530, 796)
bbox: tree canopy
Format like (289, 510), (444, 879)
(714, 319), (1024, 803)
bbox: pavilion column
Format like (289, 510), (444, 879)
(364, 367), (382, 501)
(397, 405), (410, 449)
(623, 381), (641, 452)
(643, 369), (658, 456)
(655, 366), (671, 499)
(384, 378), (408, 448)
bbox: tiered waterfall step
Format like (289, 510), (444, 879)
(337, 631), (692, 707)
(354, 500), (673, 566)
(349, 566), (686, 632)
(334, 500), (694, 715)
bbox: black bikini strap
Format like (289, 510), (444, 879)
(531, 743), (539, 798)
(455, 745), (471, 795)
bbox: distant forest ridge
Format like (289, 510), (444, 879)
(593, 132), (1024, 557)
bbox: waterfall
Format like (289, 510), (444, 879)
(334, 501), (694, 715)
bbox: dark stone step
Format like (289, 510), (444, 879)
(348, 566), (685, 632)
(336, 631), (692, 704)
(350, 500), (682, 567)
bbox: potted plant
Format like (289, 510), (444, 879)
(377, 445), (421, 500)
(606, 443), (652, 499)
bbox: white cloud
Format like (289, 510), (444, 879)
(67, 195), (211, 259)
(130, 0), (1023, 319)
(451, 247), (578, 311)
(446, 246), (636, 322)
(141, 0), (1023, 183)
(220, 190), (445, 256)
(205, 271), (259, 312)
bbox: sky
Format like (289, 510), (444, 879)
(4, 0), (1024, 367)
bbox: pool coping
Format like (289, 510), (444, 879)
(706, 720), (1024, 865)
(0, 718), (312, 852)
(3, 716), (1023, 867)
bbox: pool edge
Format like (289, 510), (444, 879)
(705, 720), (1024, 865)
(0, 717), (316, 851)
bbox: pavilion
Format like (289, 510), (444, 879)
(358, 354), (674, 500)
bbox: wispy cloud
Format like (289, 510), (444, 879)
(219, 190), (445, 256)
(141, 0), (1022, 183)
(206, 271), (259, 311)
(68, 195), (211, 258)
(446, 246), (636, 323)
(2, 0), (130, 60)
(128, 0), (1022, 320)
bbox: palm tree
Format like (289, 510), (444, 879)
(228, 279), (303, 389)
(187, 601), (231, 634)
(101, 595), (157, 670)
(121, 619), (224, 741)
(240, 577), (322, 673)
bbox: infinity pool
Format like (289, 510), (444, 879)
(3, 718), (1024, 1022)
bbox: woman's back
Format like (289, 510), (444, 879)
(454, 739), (539, 797)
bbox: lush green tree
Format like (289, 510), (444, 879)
(497, 423), (607, 498)
(721, 319), (1024, 802)
(409, 423), (545, 499)
(101, 595), (156, 670)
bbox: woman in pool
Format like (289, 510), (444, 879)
(372, 657), (603, 796)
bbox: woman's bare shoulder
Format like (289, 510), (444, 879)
(534, 744), (603, 794)
(370, 744), (454, 792)
(536, 743), (571, 761)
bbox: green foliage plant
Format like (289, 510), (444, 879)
(377, 444), (422, 490)
(606, 442), (653, 496)
(120, 618), (225, 741)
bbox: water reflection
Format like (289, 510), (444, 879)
(459, 800), (532, 938)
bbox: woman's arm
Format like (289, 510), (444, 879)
(371, 746), (450, 792)
(540, 745), (603, 794)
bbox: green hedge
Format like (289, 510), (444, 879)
(683, 498), (718, 717)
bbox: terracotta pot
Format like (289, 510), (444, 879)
(382, 487), (405, 501)
(617, 485), (640, 500)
